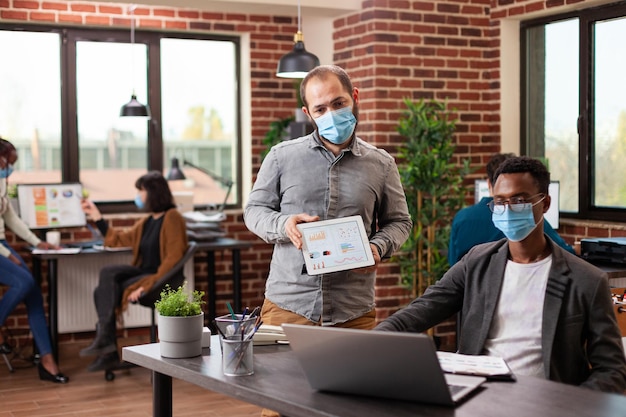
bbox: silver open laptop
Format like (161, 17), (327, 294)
(281, 324), (485, 407)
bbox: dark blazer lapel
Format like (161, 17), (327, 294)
(542, 241), (572, 376)
(473, 243), (510, 352)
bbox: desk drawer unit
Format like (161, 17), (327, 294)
(57, 253), (194, 333)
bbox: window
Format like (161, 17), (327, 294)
(522, 2), (626, 222)
(0, 25), (241, 211)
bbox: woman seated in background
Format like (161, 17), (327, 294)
(0, 138), (69, 383)
(80, 170), (188, 372)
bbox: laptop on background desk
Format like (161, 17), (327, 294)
(281, 324), (485, 407)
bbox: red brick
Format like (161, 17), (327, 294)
(42, 2), (67, 11)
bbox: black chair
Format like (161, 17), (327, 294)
(1, 350), (14, 373)
(137, 241), (198, 343)
(104, 241), (197, 381)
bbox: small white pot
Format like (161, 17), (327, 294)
(157, 313), (204, 358)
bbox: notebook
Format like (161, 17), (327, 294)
(281, 324), (486, 407)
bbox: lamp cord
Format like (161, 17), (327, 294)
(129, 4), (137, 95)
(297, 0), (301, 33)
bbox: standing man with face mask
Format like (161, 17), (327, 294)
(376, 156), (626, 393)
(244, 65), (411, 331)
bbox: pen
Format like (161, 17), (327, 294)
(226, 302), (237, 320)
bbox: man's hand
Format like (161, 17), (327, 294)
(353, 244), (381, 274)
(285, 213), (320, 249)
(36, 241), (59, 250)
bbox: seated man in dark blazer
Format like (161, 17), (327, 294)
(377, 156), (626, 393)
(448, 152), (575, 266)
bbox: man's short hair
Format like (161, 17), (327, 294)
(300, 65), (353, 109)
(494, 156), (551, 194)
(486, 153), (516, 185)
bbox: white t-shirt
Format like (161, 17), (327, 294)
(483, 255), (552, 379)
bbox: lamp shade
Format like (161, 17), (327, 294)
(167, 157), (186, 180)
(120, 94), (151, 118)
(276, 34), (320, 78)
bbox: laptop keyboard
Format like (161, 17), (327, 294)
(67, 240), (103, 249)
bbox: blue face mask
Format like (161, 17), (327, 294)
(134, 194), (145, 210)
(315, 106), (357, 145)
(492, 203), (541, 242)
(0, 165), (14, 179)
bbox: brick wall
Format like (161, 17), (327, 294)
(0, 0), (618, 354)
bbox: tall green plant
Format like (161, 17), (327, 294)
(393, 98), (472, 299)
(261, 116), (294, 161)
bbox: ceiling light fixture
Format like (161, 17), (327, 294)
(120, 4), (151, 118)
(276, 0), (320, 79)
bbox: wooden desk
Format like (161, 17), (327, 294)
(591, 262), (626, 281)
(32, 237), (251, 362)
(123, 338), (626, 417)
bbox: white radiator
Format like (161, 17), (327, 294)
(57, 252), (194, 333)
(611, 277), (626, 287)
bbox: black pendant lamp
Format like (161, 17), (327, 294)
(120, 5), (151, 118)
(167, 157), (186, 181)
(276, 1), (320, 79)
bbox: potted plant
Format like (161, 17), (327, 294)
(393, 98), (472, 299)
(155, 282), (205, 358)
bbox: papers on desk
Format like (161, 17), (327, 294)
(92, 245), (132, 252)
(437, 352), (516, 381)
(183, 211), (226, 223)
(32, 247), (82, 255)
(252, 324), (289, 346)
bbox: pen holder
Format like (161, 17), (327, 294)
(221, 338), (254, 376)
(214, 314), (258, 342)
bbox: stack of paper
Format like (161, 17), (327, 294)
(436, 351), (516, 381)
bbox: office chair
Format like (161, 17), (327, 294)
(1, 350), (14, 373)
(104, 241), (197, 381)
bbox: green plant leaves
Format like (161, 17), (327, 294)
(154, 282), (205, 317)
(393, 98), (473, 298)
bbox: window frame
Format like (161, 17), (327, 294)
(520, 2), (626, 223)
(0, 23), (242, 214)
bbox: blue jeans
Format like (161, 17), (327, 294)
(0, 241), (52, 356)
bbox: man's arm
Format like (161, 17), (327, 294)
(581, 276), (626, 392)
(244, 149), (291, 245)
(369, 160), (412, 258)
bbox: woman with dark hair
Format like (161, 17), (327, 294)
(0, 138), (69, 383)
(80, 171), (188, 371)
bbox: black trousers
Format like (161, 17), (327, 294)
(94, 264), (147, 343)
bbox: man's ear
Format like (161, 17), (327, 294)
(352, 87), (359, 105)
(542, 194), (551, 214)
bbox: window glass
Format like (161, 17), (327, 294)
(593, 17), (626, 209)
(160, 38), (238, 208)
(0, 26), (241, 210)
(0, 30), (62, 185)
(76, 41), (149, 201)
(523, 3), (626, 221)
(525, 19), (579, 213)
